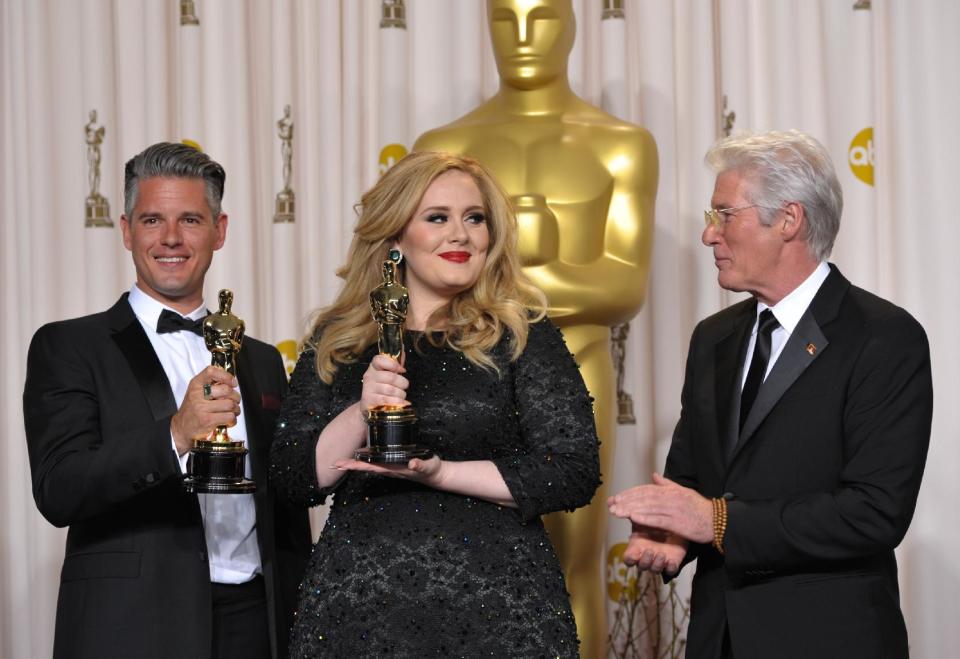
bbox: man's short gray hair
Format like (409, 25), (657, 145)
(705, 129), (843, 262)
(123, 142), (226, 218)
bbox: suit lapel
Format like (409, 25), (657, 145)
(237, 347), (268, 486)
(715, 304), (755, 462)
(735, 311), (828, 451)
(730, 265), (849, 462)
(109, 295), (178, 422)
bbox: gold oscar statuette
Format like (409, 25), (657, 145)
(354, 250), (433, 463)
(183, 289), (256, 494)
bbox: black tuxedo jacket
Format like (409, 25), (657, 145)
(665, 266), (932, 659)
(23, 295), (311, 659)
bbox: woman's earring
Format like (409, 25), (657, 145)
(388, 247), (403, 265)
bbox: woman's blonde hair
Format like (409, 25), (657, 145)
(306, 151), (547, 383)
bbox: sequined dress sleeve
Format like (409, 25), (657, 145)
(493, 318), (601, 521)
(269, 348), (335, 508)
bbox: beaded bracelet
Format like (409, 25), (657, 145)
(711, 497), (728, 555)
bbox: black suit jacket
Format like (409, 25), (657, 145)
(665, 266), (932, 659)
(23, 295), (311, 659)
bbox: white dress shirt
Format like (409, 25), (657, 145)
(128, 284), (262, 584)
(741, 262), (831, 388)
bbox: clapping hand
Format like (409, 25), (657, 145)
(608, 473), (714, 544)
(608, 472), (718, 577)
(621, 523), (688, 575)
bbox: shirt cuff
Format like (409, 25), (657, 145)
(171, 433), (190, 474)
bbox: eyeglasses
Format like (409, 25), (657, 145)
(703, 204), (773, 229)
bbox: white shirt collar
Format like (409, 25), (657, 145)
(127, 284), (207, 330)
(757, 262), (831, 333)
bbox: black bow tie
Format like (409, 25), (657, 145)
(156, 309), (206, 336)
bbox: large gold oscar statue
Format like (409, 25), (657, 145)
(414, 1), (657, 656)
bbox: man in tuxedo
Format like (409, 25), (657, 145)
(608, 130), (932, 659)
(23, 142), (311, 659)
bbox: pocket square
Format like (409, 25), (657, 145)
(261, 393), (282, 410)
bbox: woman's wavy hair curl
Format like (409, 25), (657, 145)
(306, 151), (547, 384)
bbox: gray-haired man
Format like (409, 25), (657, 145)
(609, 130), (932, 659)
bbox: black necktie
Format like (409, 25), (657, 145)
(739, 309), (779, 432)
(156, 309), (205, 336)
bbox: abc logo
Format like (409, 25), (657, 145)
(275, 339), (299, 377)
(848, 127), (874, 186)
(379, 143), (408, 176)
(606, 542), (639, 603)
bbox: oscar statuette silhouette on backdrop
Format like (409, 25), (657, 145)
(414, 1), (657, 655)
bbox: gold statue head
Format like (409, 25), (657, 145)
(218, 288), (233, 314)
(203, 288), (244, 375)
(487, 0), (575, 90)
(370, 257), (409, 359)
(381, 259), (397, 284)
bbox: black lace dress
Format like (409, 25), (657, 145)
(270, 319), (600, 658)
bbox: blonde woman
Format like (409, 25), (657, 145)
(270, 152), (600, 657)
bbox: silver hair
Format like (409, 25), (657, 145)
(705, 129), (843, 262)
(123, 142), (226, 218)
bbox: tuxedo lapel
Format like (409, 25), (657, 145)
(734, 312), (827, 453)
(715, 306), (754, 462)
(731, 265), (849, 462)
(237, 348), (268, 486)
(108, 295), (177, 422)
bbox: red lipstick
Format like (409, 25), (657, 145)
(439, 251), (470, 263)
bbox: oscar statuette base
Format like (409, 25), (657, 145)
(617, 392), (636, 425)
(184, 439), (256, 494)
(274, 190), (295, 223)
(85, 195), (113, 227)
(355, 405), (433, 464)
